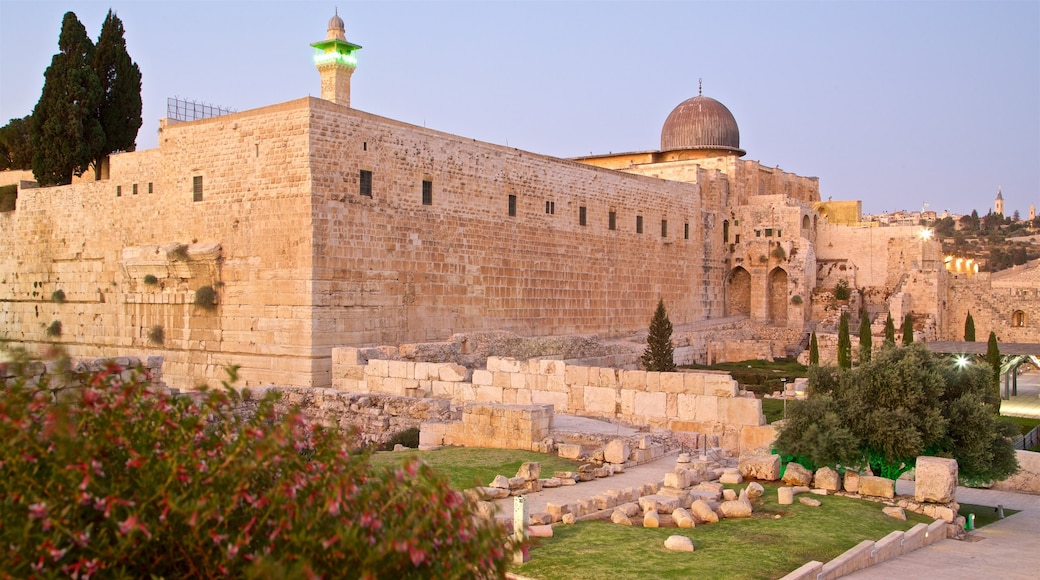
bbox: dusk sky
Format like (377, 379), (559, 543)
(2, 1), (1037, 216)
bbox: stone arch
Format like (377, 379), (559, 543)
(768, 267), (789, 325)
(726, 267), (751, 317)
(1012, 310), (1026, 327)
(802, 214), (810, 233)
(723, 219), (730, 243)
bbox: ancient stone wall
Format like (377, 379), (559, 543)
(420, 403), (554, 452)
(943, 262), (1040, 342)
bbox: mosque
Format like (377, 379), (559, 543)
(0, 12), (1035, 390)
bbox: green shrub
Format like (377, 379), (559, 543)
(0, 184), (16, 212)
(171, 244), (190, 261)
(50, 289), (66, 303)
(771, 245), (787, 260)
(194, 285), (217, 310)
(147, 325), (165, 345)
(143, 274), (158, 286)
(790, 294), (803, 305)
(834, 278), (851, 300)
(380, 427), (421, 451)
(0, 359), (511, 578)
(45, 320), (62, 337)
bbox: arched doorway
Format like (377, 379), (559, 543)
(802, 214), (810, 233)
(726, 267), (751, 317)
(768, 267), (788, 325)
(1012, 310), (1026, 327)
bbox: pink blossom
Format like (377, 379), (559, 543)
(28, 502), (47, 519)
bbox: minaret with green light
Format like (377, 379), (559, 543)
(311, 9), (361, 107)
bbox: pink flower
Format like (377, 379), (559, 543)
(28, 502), (47, 519)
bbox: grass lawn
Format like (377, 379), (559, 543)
(682, 358), (808, 398)
(1004, 415), (1040, 436)
(959, 503), (1020, 529)
(760, 398), (804, 424)
(515, 483), (931, 580)
(366, 447), (582, 491)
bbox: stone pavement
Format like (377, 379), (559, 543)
(844, 481), (1040, 579)
(1000, 369), (1040, 419)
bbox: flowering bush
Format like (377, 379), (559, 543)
(0, 355), (511, 578)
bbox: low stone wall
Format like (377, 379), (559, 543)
(421, 403), (554, 452)
(0, 355), (166, 391)
(333, 348), (772, 454)
(990, 450), (1040, 495)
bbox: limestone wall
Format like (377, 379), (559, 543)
(943, 262), (1040, 342)
(420, 403), (554, 452)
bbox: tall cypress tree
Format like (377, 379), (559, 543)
(808, 331), (819, 366)
(986, 331), (1001, 396)
(858, 309), (872, 363)
(964, 312), (976, 342)
(901, 313), (914, 345)
(837, 312), (851, 369)
(883, 313), (896, 345)
(92, 9), (142, 178)
(641, 299), (675, 372)
(30, 12), (104, 186)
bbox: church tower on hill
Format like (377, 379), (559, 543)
(311, 9), (362, 107)
(994, 187), (1004, 216)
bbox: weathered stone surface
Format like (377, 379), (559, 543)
(546, 503), (568, 521)
(490, 475), (510, 489)
(778, 487), (795, 505)
(934, 506), (955, 522)
(799, 497), (821, 507)
(719, 469), (743, 485)
(562, 513), (576, 525)
(746, 482), (764, 499)
(605, 439), (631, 464)
(615, 502), (641, 518)
(739, 454), (781, 481)
(664, 535), (695, 552)
(859, 475), (895, 499)
(517, 461), (541, 481)
(719, 498), (752, 518)
(883, 506), (907, 521)
(558, 443), (582, 459)
(643, 510), (660, 528)
(542, 477), (562, 488)
(525, 479), (543, 493)
(914, 456), (958, 504)
(690, 499), (719, 523)
(992, 450), (1040, 495)
(844, 470), (860, 493)
(529, 512), (552, 525)
(813, 466), (841, 492)
(471, 485), (510, 500)
(672, 507), (695, 528)
(528, 525), (554, 538)
(782, 462), (813, 486)
(722, 489), (737, 501)
(638, 494), (680, 514)
(508, 476), (527, 490)
(476, 501), (497, 520)
(611, 509), (633, 526)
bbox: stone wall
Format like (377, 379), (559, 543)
(990, 450), (1040, 495)
(420, 403), (554, 452)
(943, 262), (1040, 343)
(0, 354), (166, 391)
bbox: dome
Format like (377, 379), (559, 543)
(326, 9), (346, 41)
(660, 94), (745, 155)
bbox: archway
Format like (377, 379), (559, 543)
(1012, 310), (1026, 327)
(726, 267), (751, 317)
(802, 214), (810, 233)
(768, 267), (789, 325)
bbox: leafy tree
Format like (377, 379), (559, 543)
(883, 313), (895, 345)
(964, 312), (976, 342)
(776, 344), (1018, 482)
(986, 331), (1001, 395)
(836, 312), (851, 369)
(0, 115), (34, 170)
(30, 12), (104, 185)
(833, 278), (851, 301)
(808, 331), (819, 366)
(933, 216), (956, 237)
(858, 309), (872, 363)
(92, 9), (143, 178)
(641, 299), (675, 372)
(901, 313), (914, 345)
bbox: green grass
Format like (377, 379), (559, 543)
(1003, 415), (1040, 436)
(682, 358), (808, 397)
(959, 503), (1020, 529)
(515, 482), (930, 580)
(366, 447), (582, 491)
(760, 399), (804, 424)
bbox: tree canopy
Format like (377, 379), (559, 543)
(808, 331), (819, 366)
(0, 116), (33, 171)
(92, 9), (143, 177)
(883, 313), (895, 346)
(836, 312), (851, 369)
(901, 313), (914, 345)
(964, 312), (975, 342)
(775, 343), (1018, 483)
(858, 309), (872, 364)
(641, 299), (675, 372)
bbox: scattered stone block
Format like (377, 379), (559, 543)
(528, 525), (553, 538)
(542, 477), (562, 488)
(594, 467), (610, 478)
(529, 512), (552, 525)
(799, 497), (821, 507)
(719, 469), (743, 485)
(915, 456), (958, 504)
(560, 478), (577, 486)
(934, 506), (956, 522)
(508, 476), (526, 490)
(604, 439), (630, 464)
(615, 502), (641, 518)
(883, 506), (906, 521)
(476, 501), (497, 520)
(672, 507), (695, 528)
(638, 494), (680, 514)
(546, 503), (568, 521)
(690, 499), (719, 524)
(844, 470), (860, 493)
(813, 466), (841, 492)
(722, 489), (737, 501)
(859, 475), (895, 499)
(517, 462), (541, 480)
(746, 482), (764, 499)
(490, 475), (510, 489)
(782, 463), (813, 486)
(778, 487), (795, 505)
(637, 434), (653, 450)
(810, 488), (828, 496)
(562, 513), (576, 525)
(739, 454), (781, 481)
(719, 499), (752, 518)
(643, 510), (660, 528)
(610, 510), (633, 525)
(557, 444), (582, 459)
(664, 535), (695, 552)
(525, 479), (543, 493)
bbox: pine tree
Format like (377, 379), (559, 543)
(964, 312), (976, 342)
(858, 309), (872, 364)
(808, 331), (819, 366)
(837, 312), (851, 369)
(901, 313), (914, 345)
(92, 9), (142, 178)
(641, 299), (675, 372)
(0, 116), (34, 170)
(883, 313), (895, 345)
(986, 331), (1001, 396)
(30, 12), (104, 186)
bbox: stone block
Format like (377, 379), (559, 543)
(882, 506), (906, 520)
(782, 462), (813, 487)
(722, 397), (765, 426)
(472, 369), (493, 386)
(799, 497), (821, 507)
(557, 444), (582, 459)
(660, 372), (685, 393)
(914, 456), (958, 504)
(633, 391), (667, 419)
(777, 487), (795, 505)
(610, 510), (633, 526)
(638, 494), (680, 514)
(529, 512), (552, 525)
(604, 439), (630, 464)
(739, 454), (781, 481)
(438, 363), (469, 382)
(719, 469), (743, 485)
(859, 475), (895, 499)
(813, 466), (842, 492)
(844, 470), (860, 493)
(664, 535), (695, 552)
(690, 499), (719, 523)
(746, 482), (764, 499)
(672, 507), (695, 528)
(583, 386), (617, 415)
(642, 510), (660, 528)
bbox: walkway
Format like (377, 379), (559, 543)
(1000, 369), (1040, 419)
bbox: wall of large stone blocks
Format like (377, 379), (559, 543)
(0, 99), (319, 390)
(332, 348), (768, 452)
(943, 267), (1040, 343)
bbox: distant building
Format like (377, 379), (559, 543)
(995, 187), (1004, 216)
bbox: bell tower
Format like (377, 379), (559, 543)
(994, 187), (1004, 216)
(311, 9), (361, 107)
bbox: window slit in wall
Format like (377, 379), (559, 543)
(508, 194), (517, 217)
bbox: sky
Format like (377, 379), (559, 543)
(1, 0), (1037, 216)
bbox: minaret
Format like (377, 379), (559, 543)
(311, 9), (361, 107)
(994, 187), (1004, 216)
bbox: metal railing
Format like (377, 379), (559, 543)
(1014, 424), (1040, 451)
(167, 97), (235, 122)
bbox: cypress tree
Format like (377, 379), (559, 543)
(964, 312), (976, 342)
(30, 12), (104, 186)
(809, 331), (819, 366)
(986, 331), (1001, 396)
(0, 116), (34, 170)
(883, 313), (896, 345)
(901, 313), (914, 345)
(92, 9), (142, 178)
(858, 309), (872, 363)
(837, 312), (851, 369)
(641, 299), (675, 372)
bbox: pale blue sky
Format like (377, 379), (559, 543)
(2, 1), (1037, 216)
